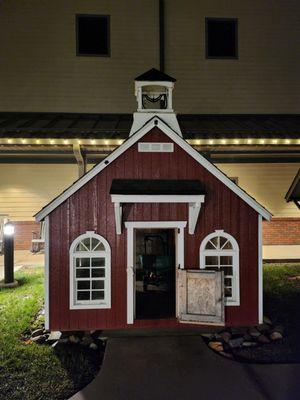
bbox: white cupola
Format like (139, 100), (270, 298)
(130, 68), (182, 136)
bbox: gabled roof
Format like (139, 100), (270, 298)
(35, 116), (272, 221)
(285, 169), (300, 202)
(135, 68), (176, 82)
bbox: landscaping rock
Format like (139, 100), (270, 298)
(242, 341), (257, 347)
(81, 335), (93, 346)
(263, 316), (272, 325)
(220, 331), (231, 343)
(272, 325), (284, 335)
(219, 351), (234, 359)
(248, 327), (261, 338)
(47, 331), (62, 342)
(270, 331), (283, 341)
(90, 343), (98, 350)
(31, 328), (44, 338)
(243, 333), (252, 341)
(257, 323), (271, 333)
(69, 335), (80, 344)
(228, 337), (244, 348)
(208, 341), (223, 352)
(213, 333), (223, 341)
(257, 334), (270, 344)
(31, 335), (47, 344)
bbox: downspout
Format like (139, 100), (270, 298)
(159, 0), (165, 72)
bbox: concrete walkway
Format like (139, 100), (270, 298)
(71, 335), (300, 400)
(0, 250), (44, 280)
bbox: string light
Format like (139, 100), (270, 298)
(272, 139), (278, 144)
(260, 139), (265, 144)
(22, 139), (27, 144)
(247, 139), (252, 144)
(118, 140), (123, 145)
(90, 139), (96, 145)
(63, 139), (69, 145)
(36, 139), (40, 144)
(221, 139), (226, 144)
(208, 139), (214, 145)
(77, 139), (81, 144)
(234, 139), (240, 144)
(285, 139), (291, 144)
(104, 140), (109, 145)
(50, 139), (55, 145)
(7, 139), (12, 144)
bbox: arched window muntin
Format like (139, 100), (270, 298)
(200, 230), (240, 306)
(69, 231), (111, 309)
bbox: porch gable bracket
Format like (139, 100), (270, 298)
(111, 194), (205, 235)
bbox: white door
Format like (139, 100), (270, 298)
(178, 269), (224, 325)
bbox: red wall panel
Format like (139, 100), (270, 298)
(49, 128), (259, 330)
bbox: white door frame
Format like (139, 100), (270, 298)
(125, 221), (187, 324)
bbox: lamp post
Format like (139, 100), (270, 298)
(3, 221), (17, 286)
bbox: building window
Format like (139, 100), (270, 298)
(70, 231), (111, 309)
(200, 230), (239, 305)
(76, 14), (110, 56)
(205, 18), (238, 59)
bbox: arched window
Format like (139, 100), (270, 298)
(70, 231), (111, 309)
(200, 230), (239, 306)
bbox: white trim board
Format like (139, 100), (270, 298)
(44, 216), (50, 330)
(35, 116), (272, 222)
(125, 220), (186, 324)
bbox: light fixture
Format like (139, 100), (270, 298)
(272, 139), (278, 144)
(118, 140), (123, 145)
(22, 139), (27, 144)
(4, 222), (14, 236)
(234, 139), (240, 144)
(36, 139), (40, 144)
(104, 140), (109, 145)
(63, 139), (69, 145)
(77, 139), (81, 144)
(50, 139), (55, 145)
(247, 139), (252, 144)
(7, 139), (12, 144)
(285, 139), (291, 144)
(90, 139), (96, 145)
(221, 139), (226, 144)
(260, 139), (265, 144)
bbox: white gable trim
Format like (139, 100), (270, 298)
(35, 116), (272, 222)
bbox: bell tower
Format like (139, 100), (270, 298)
(130, 68), (182, 136)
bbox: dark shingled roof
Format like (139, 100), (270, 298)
(0, 112), (299, 139)
(285, 169), (300, 202)
(110, 179), (205, 195)
(135, 68), (177, 82)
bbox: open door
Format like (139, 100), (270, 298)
(178, 269), (224, 325)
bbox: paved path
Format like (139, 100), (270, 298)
(71, 335), (300, 400)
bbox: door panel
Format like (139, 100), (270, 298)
(178, 269), (224, 325)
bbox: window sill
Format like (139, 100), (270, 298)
(70, 303), (111, 310)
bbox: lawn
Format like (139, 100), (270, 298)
(0, 267), (102, 400)
(263, 263), (300, 362)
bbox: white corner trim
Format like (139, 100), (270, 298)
(44, 216), (49, 330)
(125, 221), (186, 324)
(35, 116), (272, 222)
(113, 195), (204, 235)
(258, 214), (263, 323)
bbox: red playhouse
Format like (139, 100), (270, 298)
(36, 69), (272, 331)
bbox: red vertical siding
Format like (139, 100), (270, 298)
(49, 128), (259, 330)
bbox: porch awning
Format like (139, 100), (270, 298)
(110, 179), (205, 235)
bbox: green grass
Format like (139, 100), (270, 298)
(0, 267), (101, 400)
(263, 263), (300, 361)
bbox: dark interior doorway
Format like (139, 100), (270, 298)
(135, 228), (176, 320)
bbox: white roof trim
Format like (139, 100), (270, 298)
(35, 116), (272, 222)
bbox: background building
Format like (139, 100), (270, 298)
(0, 0), (299, 259)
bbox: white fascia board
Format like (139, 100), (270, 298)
(125, 221), (187, 229)
(36, 116), (272, 221)
(111, 194), (205, 203)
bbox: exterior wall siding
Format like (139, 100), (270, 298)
(48, 128), (259, 330)
(0, 164), (78, 221)
(0, 0), (299, 114)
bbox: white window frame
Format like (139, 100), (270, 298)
(200, 230), (240, 306)
(69, 231), (111, 310)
